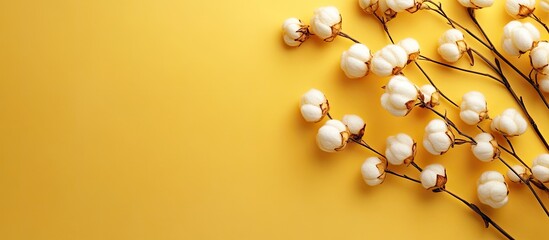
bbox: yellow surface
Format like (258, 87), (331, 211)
(0, 0), (548, 239)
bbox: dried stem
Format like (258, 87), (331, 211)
(352, 138), (386, 159)
(424, 106), (476, 143)
(385, 169), (421, 184)
(441, 188), (515, 240)
(418, 55), (502, 83)
(414, 61), (459, 108)
(530, 13), (549, 34)
(337, 32), (360, 44)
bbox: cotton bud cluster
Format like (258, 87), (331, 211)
(310, 6), (342, 42)
(342, 114), (366, 141)
(420, 164), (447, 190)
(282, 18), (311, 47)
(506, 165), (530, 183)
(438, 29), (468, 63)
(419, 84), (439, 108)
(471, 133), (499, 162)
(341, 44), (373, 79)
(477, 171), (509, 208)
(385, 133), (416, 165)
(490, 108), (527, 137)
(502, 20), (540, 56)
(380, 75), (419, 116)
(459, 91), (488, 125)
(317, 120), (350, 152)
(386, 0), (423, 13)
(300, 89), (330, 122)
(505, 0), (535, 19)
(529, 41), (549, 75)
(359, 0), (380, 14)
(361, 157), (387, 186)
(532, 154), (549, 182)
(457, 0), (494, 9)
(423, 119), (455, 155)
(371, 44), (409, 77)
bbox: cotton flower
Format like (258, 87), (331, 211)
(457, 0), (494, 9)
(477, 171), (509, 208)
(459, 91), (488, 125)
(380, 75), (419, 116)
(507, 165), (529, 183)
(359, 0), (380, 14)
(505, 0), (535, 18)
(379, 0), (398, 20)
(316, 120), (350, 152)
(310, 6), (342, 42)
(398, 38), (420, 63)
(423, 119), (455, 155)
(361, 157), (387, 186)
(471, 133), (500, 162)
(300, 89), (330, 122)
(419, 84), (439, 107)
(341, 43), (372, 79)
(371, 44), (409, 77)
(386, 0), (422, 13)
(490, 108), (527, 137)
(385, 133), (416, 165)
(502, 20), (540, 56)
(437, 29), (468, 63)
(529, 41), (549, 75)
(420, 164), (447, 190)
(542, 0), (549, 12)
(539, 74), (549, 92)
(532, 154), (549, 182)
(282, 18), (311, 47)
(342, 114), (366, 141)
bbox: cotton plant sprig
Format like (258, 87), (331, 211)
(504, 0), (549, 33)
(397, 2), (549, 152)
(297, 88), (515, 239)
(330, 10), (549, 217)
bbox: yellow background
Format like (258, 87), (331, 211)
(0, 0), (548, 239)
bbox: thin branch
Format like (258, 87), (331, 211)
(351, 138), (386, 159)
(530, 13), (549, 34)
(386, 169), (421, 184)
(414, 61), (459, 108)
(337, 32), (360, 44)
(418, 55), (502, 83)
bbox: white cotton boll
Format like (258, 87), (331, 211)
(316, 120), (350, 152)
(341, 43), (372, 79)
(529, 42), (549, 75)
(532, 154), (549, 182)
(371, 44), (409, 77)
(505, 0), (536, 18)
(310, 6), (342, 42)
(471, 133), (499, 162)
(300, 89), (329, 122)
(361, 157), (387, 186)
(458, 0), (494, 8)
(459, 91), (488, 125)
(477, 171), (509, 208)
(542, 0), (549, 12)
(507, 165), (528, 183)
(502, 21), (540, 56)
(490, 108), (527, 137)
(540, 74), (549, 92)
(386, 0), (419, 13)
(423, 119), (454, 155)
(419, 84), (439, 107)
(398, 38), (420, 63)
(342, 114), (366, 140)
(359, 0), (380, 14)
(380, 75), (419, 117)
(385, 133), (416, 165)
(420, 164), (447, 190)
(282, 18), (310, 47)
(438, 29), (467, 63)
